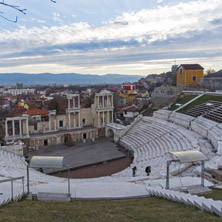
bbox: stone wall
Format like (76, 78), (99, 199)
(0, 143), (24, 156)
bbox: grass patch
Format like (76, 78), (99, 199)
(168, 95), (196, 111)
(199, 188), (222, 201)
(0, 195), (221, 222)
(142, 108), (158, 116)
(178, 95), (222, 113)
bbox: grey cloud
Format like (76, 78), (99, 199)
(211, 19), (222, 25)
(1, 39), (142, 59)
(113, 21), (129, 25)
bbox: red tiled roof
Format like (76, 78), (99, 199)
(122, 82), (135, 85)
(1, 99), (10, 104)
(122, 106), (140, 112)
(25, 108), (48, 116)
(115, 105), (128, 111)
(81, 103), (87, 108)
(179, 64), (204, 70)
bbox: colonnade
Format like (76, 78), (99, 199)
(97, 110), (113, 128)
(95, 91), (114, 128)
(5, 116), (29, 140)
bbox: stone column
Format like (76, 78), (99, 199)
(73, 98), (75, 108)
(74, 113), (76, 128)
(103, 111), (105, 127)
(5, 120), (8, 137)
(19, 118), (22, 136)
(12, 120), (15, 137)
(98, 112), (100, 128)
(107, 111), (110, 123)
(26, 118), (29, 136)
(68, 112), (71, 129)
(68, 98), (70, 109)
(107, 95), (111, 107)
(54, 119), (57, 131)
(111, 110), (113, 122)
(103, 96), (104, 108)
(49, 115), (51, 132)
(78, 95), (80, 108)
(78, 111), (81, 128)
(112, 95), (113, 107)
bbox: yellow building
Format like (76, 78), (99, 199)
(177, 64), (204, 86)
(18, 99), (29, 110)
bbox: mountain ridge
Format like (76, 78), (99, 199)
(0, 73), (145, 85)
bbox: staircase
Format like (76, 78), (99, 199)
(146, 187), (222, 217)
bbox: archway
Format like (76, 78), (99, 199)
(107, 129), (114, 138)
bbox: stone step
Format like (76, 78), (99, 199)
(37, 192), (71, 202)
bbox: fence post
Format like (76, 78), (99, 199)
(11, 179), (14, 202)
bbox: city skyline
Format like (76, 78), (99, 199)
(0, 0), (221, 76)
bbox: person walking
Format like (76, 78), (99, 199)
(132, 166), (137, 177)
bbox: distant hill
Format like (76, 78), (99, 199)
(205, 69), (222, 78)
(0, 73), (144, 86)
(136, 71), (177, 91)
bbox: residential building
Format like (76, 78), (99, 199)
(177, 64), (204, 86)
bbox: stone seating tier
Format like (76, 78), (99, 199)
(147, 187), (222, 217)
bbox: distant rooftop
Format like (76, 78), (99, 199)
(25, 108), (48, 116)
(178, 64), (204, 70)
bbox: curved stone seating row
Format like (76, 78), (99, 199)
(118, 116), (207, 179)
(147, 187), (222, 217)
(169, 112), (195, 128)
(121, 117), (177, 150)
(191, 116), (217, 137)
(153, 110), (222, 155)
(194, 155), (222, 175)
(0, 150), (66, 183)
(120, 117), (202, 159)
(0, 175), (27, 208)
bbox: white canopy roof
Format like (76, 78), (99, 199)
(170, 150), (208, 163)
(29, 156), (64, 169)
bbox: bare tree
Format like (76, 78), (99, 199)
(205, 68), (216, 76)
(0, 0), (56, 22)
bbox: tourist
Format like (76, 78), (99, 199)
(145, 166), (151, 176)
(132, 166), (137, 177)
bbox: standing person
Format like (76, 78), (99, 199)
(145, 166), (151, 176)
(132, 166), (137, 177)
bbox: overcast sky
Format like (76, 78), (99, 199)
(0, 0), (221, 76)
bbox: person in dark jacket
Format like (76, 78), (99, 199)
(132, 166), (137, 177)
(145, 166), (151, 176)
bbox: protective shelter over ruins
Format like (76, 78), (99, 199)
(166, 150), (208, 189)
(28, 156), (71, 201)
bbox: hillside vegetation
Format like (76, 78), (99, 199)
(0, 189), (222, 222)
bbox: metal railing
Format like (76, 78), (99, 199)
(0, 176), (25, 201)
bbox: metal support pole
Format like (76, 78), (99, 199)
(201, 161), (205, 187)
(166, 159), (178, 190)
(68, 168), (71, 197)
(27, 165), (30, 194)
(166, 161), (170, 190)
(22, 177), (24, 195)
(11, 179), (14, 201)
